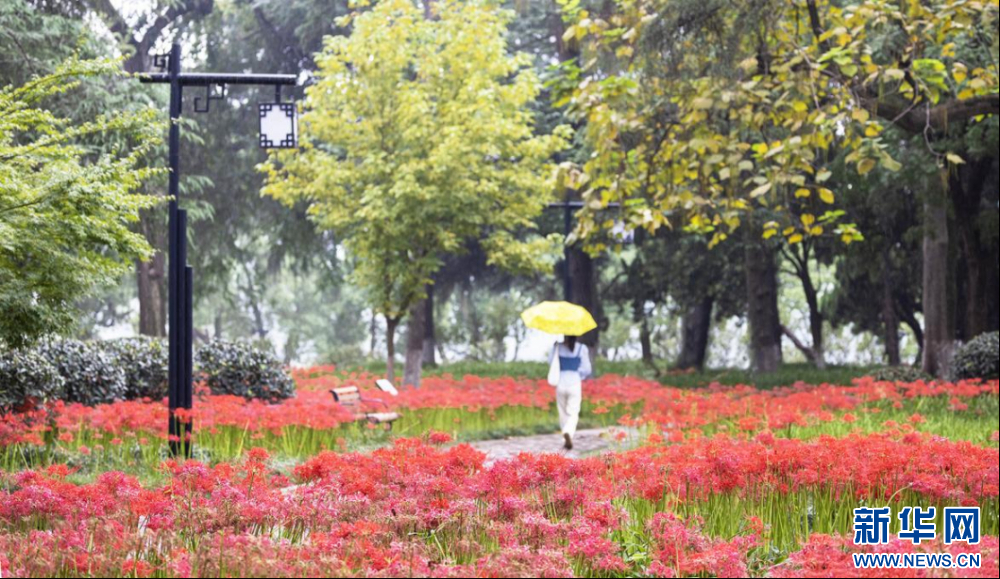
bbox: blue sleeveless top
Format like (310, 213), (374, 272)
(559, 348), (582, 372)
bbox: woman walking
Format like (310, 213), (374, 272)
(548, 336), (592, 450)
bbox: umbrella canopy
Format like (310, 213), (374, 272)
(520, 302), (597, 336)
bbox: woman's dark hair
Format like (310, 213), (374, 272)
(565, 336), (578, 350)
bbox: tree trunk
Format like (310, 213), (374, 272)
(240, 262), (267, 339)
(636, 302), (654, 366)
(745, 235), (782, 373)
(784, 244), (825, 369)
(922, 178), (953, 378)
(369, 310), (378, 358)
(284, 331), (299, 366)
(898, 304), (924, 367)
(951, 159), (992, 341)
(136, 252), (167, 338)
(385, 316), (400, 384)
(403, 296), (427, 388)
(881, 250), (901, 367)
(568, 246), (600, 362)
(801, 268), (826, 370)
(988, 244), (1000, 333)
(463, 280), (483, 358)
(422, 285), (436, 367)
(677, 297), (713, 371)
(640, 321), (653, 365)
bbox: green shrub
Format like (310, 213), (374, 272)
(38, 340), (127, 406)
(196, 340), (295, 402)
(103, 337), (168, 400)
(869, 366), (934, 383)
(0, 349), (64, 413)
(950, 332), (999, 382)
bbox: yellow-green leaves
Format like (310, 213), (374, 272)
(261, 0), (567, 322)
(1, 57), (164, 348)
(557, 0), (997, 249)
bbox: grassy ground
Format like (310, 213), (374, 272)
(359, 360), (878, 390)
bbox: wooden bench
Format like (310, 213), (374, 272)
(330, 381), (401, 430)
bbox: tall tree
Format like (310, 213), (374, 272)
(263, 0), (567, 384)
(559, 0), (998, 375)
(177, 0), (351, 346)
(0, 58), (162, 348)
(80, 0), (215, 338)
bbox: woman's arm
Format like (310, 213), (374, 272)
(579, 345), (593, 380)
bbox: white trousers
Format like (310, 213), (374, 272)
(556, 379), (582, 438)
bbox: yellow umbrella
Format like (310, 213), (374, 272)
(520, 302), (597, 336)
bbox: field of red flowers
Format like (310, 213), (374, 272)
(1, 369), (998, 577)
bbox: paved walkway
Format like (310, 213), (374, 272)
(467, 427), (638, 466)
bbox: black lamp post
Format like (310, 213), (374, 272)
(140, 43), (298, 457)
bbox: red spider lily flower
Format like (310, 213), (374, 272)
(121, 559), (154, 578)
(246, 448), (270, 463)
(171, 408), (194, 424)
(45, 464), (76, 479)
(992, 431), (999, 443)
(842, 414), (857, 424)
(755, 430), (776, 446)
(593, 406), (610, 415)
(428, 431), (453, 446)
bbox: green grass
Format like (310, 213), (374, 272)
(616, 492), (1000, 561)
(357, 360), (878, 390)
(783, 395), (1000, 444)
(695, 394), (1000, 445)
(655, 363), (878, 390)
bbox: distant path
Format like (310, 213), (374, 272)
(467, 427), (638, 466)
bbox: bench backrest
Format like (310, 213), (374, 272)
(375, 379), (399, 397)
(331, 386), (361, 406)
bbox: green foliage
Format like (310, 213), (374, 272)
(869, 366), (933, 384)
(102, 337), (168, 401)
(196, 340), (296, 403)
(0, 1), (88, 86)
(558, 0), (998, 247)
(37, 340), (128, 407)
(0, 57), (164, 349)
(0, 349), (64, 414)
(950, 332), (1000, 382)
(262, 0), (569, 328)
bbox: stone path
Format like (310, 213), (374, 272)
(467, 427), (639, 466)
